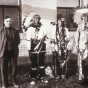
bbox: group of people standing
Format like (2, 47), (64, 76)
(0, 13), (88, 88)
(26, 14), (71, 85)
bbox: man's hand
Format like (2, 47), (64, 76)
(60, 62), (65, 68)
(76, 46), (79, 52)
(50, 39), (55, 44)
(66, 38), (69, 43)
(76, 46), (78, 49)
(85, 42), (88, 45)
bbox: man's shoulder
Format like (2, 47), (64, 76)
(0, 27), (4, 30)
(40, 25), (44, 29)
(11, 27), (19, 32)
(0, 27), (4, 32)
(11, 27), (16, 30)
(27, 27), (35, 32)
(40, 26), (45, 31)
(28, 26), (35, 30)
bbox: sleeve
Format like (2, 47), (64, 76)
(43, 27), (47, 42)
(75, 27), (79, 47)
(17, 31), (20, 45)
(65, 28), (69, 39)
(0, 28), (2, 39)
(26, 28), (31, 50)
(51, 27), (56, 40)
(15, 29), (20, 46)
(43, 27), (47, 36)
(38, 26), (47, 40)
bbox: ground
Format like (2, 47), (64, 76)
(0, 54), (88, 88)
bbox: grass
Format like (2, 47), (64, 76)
(0, 54), (88, 88)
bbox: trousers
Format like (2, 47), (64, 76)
(29, 39), (46, 79)
(29, 51), (46, 79)
(1, 50), (17, 86)
(52, 51), (67, 76)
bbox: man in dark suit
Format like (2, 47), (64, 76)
(0, 16), (20, 88)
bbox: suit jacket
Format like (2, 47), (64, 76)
(0, 27), (20, 57)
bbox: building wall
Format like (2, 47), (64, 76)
(19, 0), (78, 57)
(0, 0), (19, 5)
(0, 0), (78, 65)
(19, 0), (57, 56)
(0, 0), (21, 31)
(22, 0), (57, 32)
(57, 0), (79, 7)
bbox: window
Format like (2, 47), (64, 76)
(0, 0), (22, 32)
(57, 7), (78, 31)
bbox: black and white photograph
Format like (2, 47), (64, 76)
(0, 0), (88, 88)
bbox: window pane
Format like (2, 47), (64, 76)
(0, 8), (3, 27)
(0, 0), (19, 6)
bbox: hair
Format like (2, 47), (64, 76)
(30, 14), (42, 28)
(23, 14), (42, 31)
(4, 16), (10, 19)
(81, 14), (87, 20)
(32, 14), (41, 20)
(58, 19), (65, 27)
(61, 21), (65, 27)
(57, 14), (62, 20)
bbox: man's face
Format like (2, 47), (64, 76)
(4, 18), (12, 28)
(34, 17), (40, 25)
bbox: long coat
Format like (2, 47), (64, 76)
(0, 27), (20, 57)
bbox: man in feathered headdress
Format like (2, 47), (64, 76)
(75, 14), (88, 82)
(25, 14), (48, 85)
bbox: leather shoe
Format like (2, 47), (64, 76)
(12, 83), (19, 88)
(41, 77), (48, 83)
(78, 78), (87, 85)
(1, 86), (7, 88)
(30, 78), (37, 85)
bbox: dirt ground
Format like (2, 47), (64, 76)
(0, 54), (88, 88)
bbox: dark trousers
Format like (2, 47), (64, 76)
(52, 51), (60, 76)
(1, 50), (17, 86)
(29, 52), (45, 79)
(59, 60), (66, 75)
(52, 50), (67, 77)
(29, 39), (46, 79)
